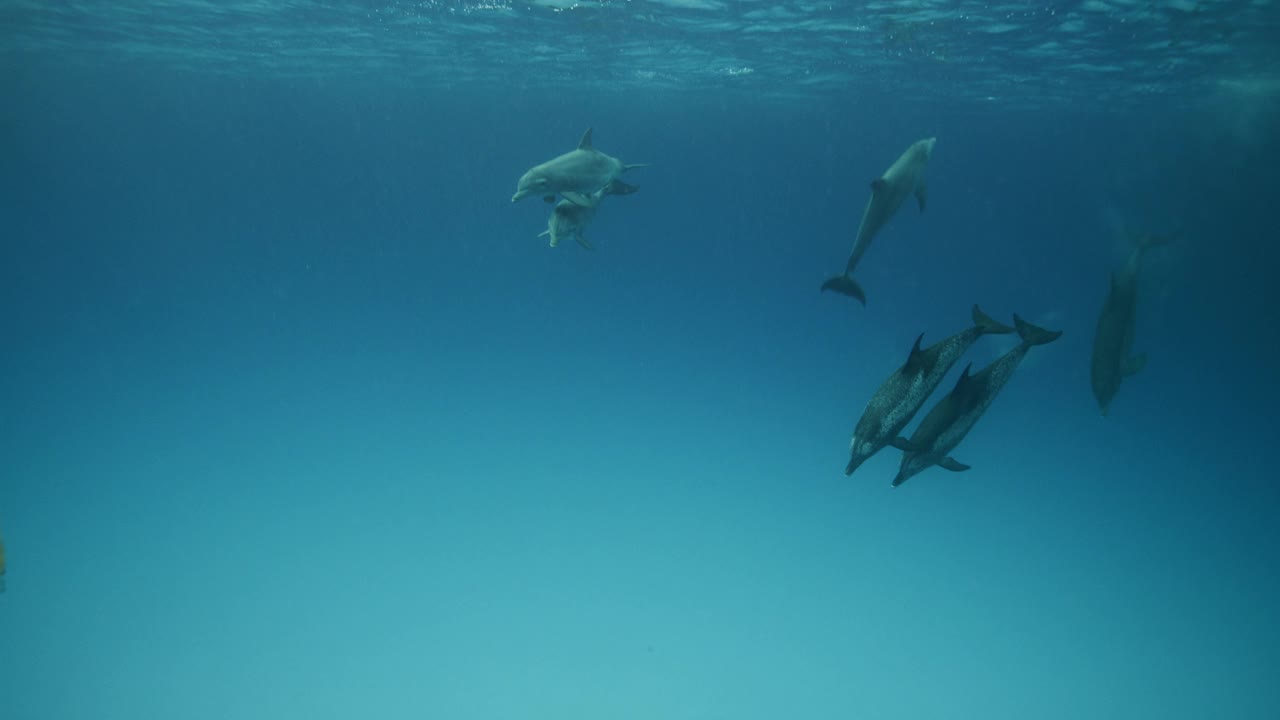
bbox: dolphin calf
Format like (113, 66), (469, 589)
(844, 305), (1013, 476)
(539, 179), (639, 249)
(891, 315), (1061, 487)
(1090, 231), (1171, 416)
(822, 137), (936, 304)
(512, 128), (647, 205)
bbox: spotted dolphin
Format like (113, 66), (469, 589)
(512, 128), (647, 205)
(844, 305), (1013, 476)
(538, 179), (639, 250)
(1090, 231), (1172, 416)
(822, 137), (936, 304)
(891, 315), (1061, 487)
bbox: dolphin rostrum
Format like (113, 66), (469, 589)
(539, 179), (639, 250)
(1090, 231), (1172, 416)
(891, 315), (1061, 487)
(512, 128), (647, 206)
(844, 305), (1013, 476)
(822, 137), (936, 304)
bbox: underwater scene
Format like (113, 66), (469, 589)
(1, 1), (1278, 718)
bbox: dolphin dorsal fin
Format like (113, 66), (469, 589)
(904, 333), (925, 373)
(953, 363), (974, 392)
(578, 128), (594, 150)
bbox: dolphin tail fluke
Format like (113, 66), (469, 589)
(1124, 228), (1178, 254)
(606, 179), (640, 196)
(1122, 353), (1147, 377)
(971, 305), (1014, 335)
(820, 274), (866, 305)
(1013, 314), (1063, 346)
(1139, 233), (1173, 251)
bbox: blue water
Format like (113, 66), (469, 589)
(2, 2), (1279, 718)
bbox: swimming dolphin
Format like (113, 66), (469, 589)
(512, 128), (647, 205)
(1090, 231), (1172, 416)
(844, 305), (1013, 476)
(539, 179), (639, 249)
(822, 137), (937, 304)
(891, 315), (1061, 487)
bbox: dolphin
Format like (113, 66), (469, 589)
(891, 315), (1062, 487)
(1090, 231), (1172, 416)
(822, 137), (936, 304)
(539, 179), (639, 249)
(844, 305), (1013, 476)
(512, 128), (647, 205)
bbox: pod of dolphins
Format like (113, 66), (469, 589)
(0, 133), (1175, 596)
(512, 131), (1171, 488)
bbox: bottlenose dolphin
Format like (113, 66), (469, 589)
(538, 179), (639, 250)
(1090, 231), (1172, 416)
(512, 128), (647, 205)
(822, 137), (936, 304)
(844, 305), (1013, 476)
(891, 315), (1061, 487)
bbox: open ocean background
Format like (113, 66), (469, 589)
(1, 2), (1278, 718)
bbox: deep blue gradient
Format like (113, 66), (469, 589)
(2, 10), (1279, 719)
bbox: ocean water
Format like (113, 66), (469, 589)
(1, 1), (1278, 718)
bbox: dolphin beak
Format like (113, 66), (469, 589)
(844, 454), (867, 476)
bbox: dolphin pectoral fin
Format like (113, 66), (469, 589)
(623, 163), (651, 171)
(939, 457), (970, 472)
(1123, 353), (1147, 377)
(914, 182), (928, 212)
(889, 436), (916, 452)
(820, 274), (866, 305)
(607, 179), (640, 195)
(870, 178), (888, 195)
(561, 192), (593, 207)
(539, 229), (558, 247)
(578, 128), (594, 150)
(575, 231), (594, 251)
